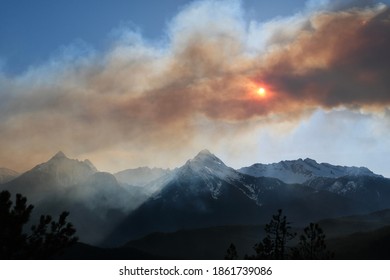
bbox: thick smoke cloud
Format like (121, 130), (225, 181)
(261, 4), (390, 110)
(0, 1), (389, 171)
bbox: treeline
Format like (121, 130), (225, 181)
(225, 209), (334, 260)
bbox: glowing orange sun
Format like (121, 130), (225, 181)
(257, 87), (266, 97)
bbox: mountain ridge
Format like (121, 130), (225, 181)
(238, 158), (381, 184)
(0, 167), (20, 184)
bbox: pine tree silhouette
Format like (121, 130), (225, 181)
(250, 209), (296, 259)
(0, 191), (34, 259)
(224, 243), (239, 260)
(291, 223), (334, 259)
(238, 210), (335, 260)
(0, 190), (78, 259)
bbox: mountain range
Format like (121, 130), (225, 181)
(1, 149), (389, 251)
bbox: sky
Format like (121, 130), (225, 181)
(0, 0), (390, 177)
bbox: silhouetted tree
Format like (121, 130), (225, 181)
(0, 191), (34, 259)
(251, 209), (296, 259)
(225, 243), (238, 259)
(0, 190), (77, 259)
(291, 223), (334, 259)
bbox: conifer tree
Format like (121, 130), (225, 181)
(253, 209), (296, 259)
(291, 223), (333, 259)
(225, 243), (239, 260)
(0, 190), (77, 259)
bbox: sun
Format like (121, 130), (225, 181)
(257, 87), (266, 97)
(245, 80), (271, 100)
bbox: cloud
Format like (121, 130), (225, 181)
(0, 0), (389, 171)
(260, 3), (390, 110)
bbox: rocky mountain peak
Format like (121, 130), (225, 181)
(190, 149), (224, 166)
(51, 151), (67, 160)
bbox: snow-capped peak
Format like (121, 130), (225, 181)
(189, 149), (225, 167)
(180, 150), (239, 181)
(46, 151), (97, 172)
(238, 158), (381, 184)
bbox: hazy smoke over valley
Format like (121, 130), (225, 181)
(0, 0), (389, 173)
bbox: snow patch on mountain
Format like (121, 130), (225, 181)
(181, 149), (240, 182)
(238, 158), (381, 184)
(170, 149), (247, 200)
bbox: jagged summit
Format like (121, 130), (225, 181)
(303, 158), (317, 164)
(17, 151), (99, 187)
(179, 150), (239, 182)
(238, 158), (380, 184)
(46, 151), (97, 172)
